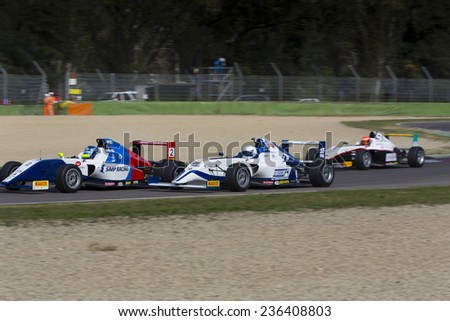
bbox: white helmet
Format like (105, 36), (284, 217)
(242, 145), (257, 157)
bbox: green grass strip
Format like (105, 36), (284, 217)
(92, 102), (450, 116)
(1, 186), (449, 225)
(2, 102), (450, 117)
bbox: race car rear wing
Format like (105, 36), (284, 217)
(385, 133), (419, 146)
(132, 140), (176, 160)
(281, 140), (326, 163)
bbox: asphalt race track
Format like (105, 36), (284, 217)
(402, 121), (450, 132)
(0, 158), (449, 205)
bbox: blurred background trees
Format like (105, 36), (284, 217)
(1, 0), (450, 78)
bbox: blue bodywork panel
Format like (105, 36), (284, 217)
(6, 159), (65, 184)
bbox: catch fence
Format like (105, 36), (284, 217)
(2, 63), (450, 104)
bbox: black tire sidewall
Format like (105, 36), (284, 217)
(160, 160), (186, 182)
(408, 147), (425, 167)
(355, 150), (371, 170)
(306, 148), (318, 161)
(225, 164), (251, 192)
(308, 160), (334, 187)
(0, 161), (22, 181)
(55, 164), (82, 193)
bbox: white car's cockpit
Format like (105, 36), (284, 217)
(241, 145), (258, 158)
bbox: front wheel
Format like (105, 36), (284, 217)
(225, 163), (251, 192)
(408, 146), (425, 167)
(1, 161), (24, 190)
(163, 160), (185, 182)
(153, 160), (186, 182)
(0, 161), (22, 181)
(354, 150), (372, 170)
(308, 160), (334, 187)
(55, 164), (82, 193)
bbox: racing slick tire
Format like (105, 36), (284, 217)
(225, 163), (251, 192)
(161, 160), (185, 182)
(0, 161), (22, 181)
(407, 146), (425, 168)
(308, 160), (334, 187)
(354, 150), (372, 170)
(55, 164), (82, 193)
(306, 147), (318, 161)
(153, 160), (186, 182)
(0, 161), (24, 190)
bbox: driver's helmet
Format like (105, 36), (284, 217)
(242, 145), (257, 157)
(82, 146), (97, 159)
(370, 131), (382, 140)
(360, 136), (371, 146)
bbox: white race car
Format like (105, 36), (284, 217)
(326, 131), (425, 170)
(150, 137), (334, 191)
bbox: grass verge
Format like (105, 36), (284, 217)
(1, 186), (450, 225)
(92, 102), (450, 116)
(2, 102), (450, 116)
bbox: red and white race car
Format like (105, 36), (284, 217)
(326, 131), (425, 170)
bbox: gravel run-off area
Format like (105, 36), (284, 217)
(1, 115), (449, 300)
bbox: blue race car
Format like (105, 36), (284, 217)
(0, 138), (184, 193)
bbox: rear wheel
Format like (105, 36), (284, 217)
(354, 150), (372, 170)
(408, 146), (425, 167)
(55, 164), (82, 193)
(225, 163), (251, 192)
(308, 160), (334, 187)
